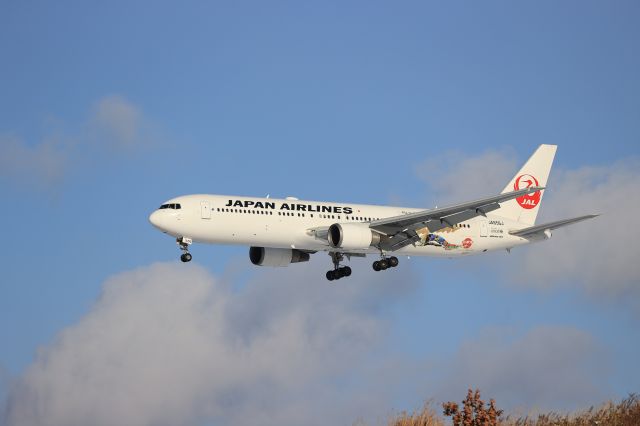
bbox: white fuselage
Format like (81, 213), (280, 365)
(149, 194), (534, 257)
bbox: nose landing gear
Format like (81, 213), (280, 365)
(177, 237), (193, 263)
(326, 252), (352, 281)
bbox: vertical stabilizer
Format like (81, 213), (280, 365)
(496, 144), (557, 225)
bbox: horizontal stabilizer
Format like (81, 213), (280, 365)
(510, 214), (599, 238)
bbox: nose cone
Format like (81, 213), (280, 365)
(149, 210), (163, 229)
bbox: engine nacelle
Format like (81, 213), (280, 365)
(328, 223), (380, 250)
(249, 247), (310, 267)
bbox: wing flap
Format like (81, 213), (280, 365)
(380, 230), (421, 251)
(406, 202), (502, 234)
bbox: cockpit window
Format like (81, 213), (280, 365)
(159, 203), (181, 210)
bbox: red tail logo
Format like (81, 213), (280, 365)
(514, 174), (540, 209)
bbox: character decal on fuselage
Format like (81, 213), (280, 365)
(415, 227), (473, 251)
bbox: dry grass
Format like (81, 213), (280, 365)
(383, 393), (640, 426)
(503, 393), (640, 426)
(388, 401), (444, 426)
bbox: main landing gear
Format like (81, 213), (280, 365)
(372, 255), (398, 272)
(177, 236), (193, 263)
(326, 252), (352, 281)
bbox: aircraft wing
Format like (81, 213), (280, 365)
(509, 214), (599, 238)
(370, 186), (544, 251)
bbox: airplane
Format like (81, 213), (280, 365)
(149, 145), (597, 280)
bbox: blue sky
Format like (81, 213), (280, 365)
(1, 1), (639, 425)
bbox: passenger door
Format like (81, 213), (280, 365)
(201, 201), (211, 219)
(480, 221), (488, 237)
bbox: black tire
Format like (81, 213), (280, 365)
(180, 253), (192, 263)
(341, 266), (352, 277)
(326, 270), (335, 281)
(372, 261), (381, 271)
(389, 256), (399, 267)
(379, 259), (388, 270)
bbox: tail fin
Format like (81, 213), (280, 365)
(496, 144), (557, 225)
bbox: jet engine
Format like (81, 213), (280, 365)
(249, 246), (310, 267)
(328, 223), (380, 250)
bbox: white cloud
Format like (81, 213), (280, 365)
(415, 147), (518, 204)
(0, 95), (150, 190)
(88, 95), (145, 150)
(2, 258), (617, 425)
(0, 365), (8, 423)
(4, 261), (418, 426)
(0, 135), (67, 188)
(417, 148), (640, 311)
(510, 160), (640, 306)
(432, 326), (608, 412)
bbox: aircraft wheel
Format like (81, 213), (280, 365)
(341, 266), (352, 277)
(389, 256), (399, 267)
(372, 261), (381, 271)
(326, 270), (335, 281)
(379, 259), (388, 270)
(180, 253), (192, 263)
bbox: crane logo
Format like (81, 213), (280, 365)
(514, 174), (540, 209)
